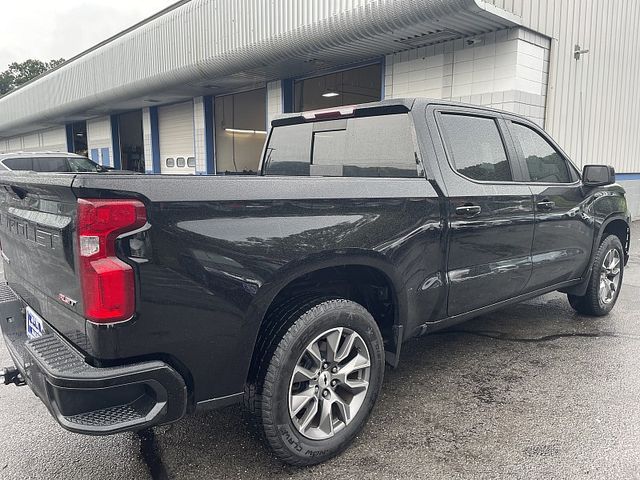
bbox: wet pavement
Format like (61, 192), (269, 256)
(1, 223), (639, 479)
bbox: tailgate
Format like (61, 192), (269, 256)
(0, 173), (84, 340)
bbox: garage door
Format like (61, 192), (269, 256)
(87, 117), (112, 166)
(40, 127), (67, 152)
(158, 101), (196, 175)
(8, 136), (22, 151)
(22, 133), (40, 151)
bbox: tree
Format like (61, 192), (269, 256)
(0, 58), (65, 95)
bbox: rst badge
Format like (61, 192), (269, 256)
(58, 293), (78, 307)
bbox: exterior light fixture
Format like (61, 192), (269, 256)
(322, 91), (340, 98)
(224, 128), (267, 134)
(574, 44), (590, 60)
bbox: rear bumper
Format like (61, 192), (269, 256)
(0, 284), (187, 435)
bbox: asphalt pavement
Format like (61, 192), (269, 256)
(1, 223), (639, 479)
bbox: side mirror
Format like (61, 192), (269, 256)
(582, 165), (615, 187)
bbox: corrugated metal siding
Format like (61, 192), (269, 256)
(484, 0), (640, 173)
(0, 0), (517, 136)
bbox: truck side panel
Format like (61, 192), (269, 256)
(72, 175), (444, 403)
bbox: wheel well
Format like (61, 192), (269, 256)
(247, 265), (398, 382)
(603, 219), (630, 259)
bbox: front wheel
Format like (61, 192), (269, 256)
(249, 299), (385, 466)
(568, 234), (624, 316)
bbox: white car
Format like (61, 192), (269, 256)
(0, 151), (114, 173)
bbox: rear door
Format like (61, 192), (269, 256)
(505, 118), (593, 290)
(428, 105), (535, 316)
(0, 174), (85, 342)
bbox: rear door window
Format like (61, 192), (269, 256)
(438, 113), (512, 182)
(33, 157), (71, 172)
(509, 122), (572, 183)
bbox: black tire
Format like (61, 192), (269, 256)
(568, 234), (624, 316)
(246, 299), (385, 466)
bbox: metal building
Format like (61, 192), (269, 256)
(0, 0), (638, 216)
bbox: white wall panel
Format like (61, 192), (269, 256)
(142, 107), (154, 174)
(267, 81), (283, 126)
(385, 28), (549, 126)
(193, 96), (207, 174)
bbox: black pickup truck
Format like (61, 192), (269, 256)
(0, 99), (631, 465)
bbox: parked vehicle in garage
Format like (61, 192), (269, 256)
(0, 99), (631, 466)
(0, 151), (124, 173)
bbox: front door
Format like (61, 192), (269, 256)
(505, 119), (594, 291)
(429, 107), (535, 316)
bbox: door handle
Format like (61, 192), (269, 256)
(537, 199), (555, 211)
(455, 204), (482, 217)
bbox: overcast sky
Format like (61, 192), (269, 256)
(0, 0), (178, 68)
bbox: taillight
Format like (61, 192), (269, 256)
(77, 199), (146, 324)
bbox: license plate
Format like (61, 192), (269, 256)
(26, 307), (45, 340)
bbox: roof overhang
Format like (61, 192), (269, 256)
(0, 0), (521, 138)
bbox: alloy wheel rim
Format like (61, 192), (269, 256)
(599, 248), (621, 305)
(288, 327), (371, 440)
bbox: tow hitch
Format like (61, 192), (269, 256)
(1, 366), (25, 386)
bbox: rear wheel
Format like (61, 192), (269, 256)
(247, 299), (385, 466)
(568, 234), (624, 316)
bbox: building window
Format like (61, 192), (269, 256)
(214, 88), (267, 174)
(294, 63), (382, 112)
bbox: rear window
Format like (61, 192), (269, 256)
(264, 114), (421, 177)
(3, 158), (33, 170)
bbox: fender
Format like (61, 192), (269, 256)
(246, 249), (408, 330)
(561, 212), (630, 296)
(240, 249), (409, 377)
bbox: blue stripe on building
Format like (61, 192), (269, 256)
(617, 173), (640, 181)
(203, 95), (215, 174)
(149, 106), (161, 174)
(65, 124), (74, 153)
(281, 79), (294, 114)
(110, 115), (121, 169)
